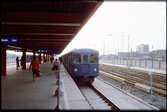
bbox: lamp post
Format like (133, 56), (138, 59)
(103, 38), (105, 55)
(105, 34), (113, 63)
(127, 35), (130, 67)
(106, 34), (113, 54)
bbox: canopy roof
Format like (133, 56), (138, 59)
(1, 0), (103, 54)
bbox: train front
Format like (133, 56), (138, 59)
(72, 49), (99, 84)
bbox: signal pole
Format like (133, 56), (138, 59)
(103, 39), (105, 55)
(127, 35), (130, 67)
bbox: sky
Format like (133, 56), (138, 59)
(61, 1), (166, 56)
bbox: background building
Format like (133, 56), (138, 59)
(149, 49), (166, 61)
(136, 44), (149, 53)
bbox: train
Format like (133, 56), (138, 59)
(61, 48), (99, 84)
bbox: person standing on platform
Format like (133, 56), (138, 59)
(59, 57), (63, 65)
(50, 56), (54, 63)
(52, 58), (60, 97)
(29, 55), (40, 81)
(16, 56), (20, 70)
(52, 59), (60, 71)
(52, 59), (60, 77)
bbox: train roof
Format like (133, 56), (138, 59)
(71, 48), (98, 54)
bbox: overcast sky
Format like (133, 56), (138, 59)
(61, 1), (166, 56)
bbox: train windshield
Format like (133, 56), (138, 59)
(82, 55), (88, 64)
(89, 53), (98, 63)
(73, 53), (81, 64)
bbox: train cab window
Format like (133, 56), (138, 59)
(89, 54), (98, 63)
(73, 54), (81, 64)
(82, 55), (88, 64)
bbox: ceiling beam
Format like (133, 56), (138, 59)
(2, 24), (78, 34)
(2, 22), (81, 26)
(20, 38), (71, 41)
(1, 35), (73, 39)
(2, 33), (75, 36)
(19, 41), (69, 45)
(2, 12), (84, 23)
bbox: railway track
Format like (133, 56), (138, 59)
(100, 69), (166, 96)
(78, 85), (120, 110)
(100, 64), (166, 87)
(100, 64), (166, 86)
(104, 70), (166, 90)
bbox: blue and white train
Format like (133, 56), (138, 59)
(61, 48), (99, 84)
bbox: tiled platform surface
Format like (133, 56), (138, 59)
(1, 62), (57, 109)
(59, 66), (91, 110)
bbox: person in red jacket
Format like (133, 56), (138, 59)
(29, 55), (40, 81)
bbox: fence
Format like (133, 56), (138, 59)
(100, 58), (166, 72)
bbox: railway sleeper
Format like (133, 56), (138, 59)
(153, 87), (166, 97)
(100, 70), (166, 97)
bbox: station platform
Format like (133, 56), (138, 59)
(2, 62), (159, 110)
(1, 62), (57, 109)
(2, 62), (91, 110)
(58, 66), (91, 110)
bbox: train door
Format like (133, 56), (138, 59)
(89, 53), (99, 75)
(81, 54), (89, 74)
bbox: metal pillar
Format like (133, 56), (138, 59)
(46, 54), (48, 62)
(39, 53), (42, 64)
(33, 51), (35, 56)
(43, 54), (45, 63)
(1, 45), (7, 76)
(41, 53), (43, 63)
(145, 60), (147, 68)
(151, 59), (153, 69)
(21, 48), (27, 70)
(48, 54), (50, 62)
(45, 54), (47, 62)
(47, 54), (49, 62)
(159, 61), (161, 70)
(134, 59), (136, 66)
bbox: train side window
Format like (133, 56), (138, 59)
(89, 54), (98, 63)
(82, 55), (88, 64)
(73, 54), (81, 64)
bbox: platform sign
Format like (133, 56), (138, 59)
(1, 38), (9, 43)
(1, 35), (18, 44)
(16, 49), (21, 52)
(38, 49), (48, 53)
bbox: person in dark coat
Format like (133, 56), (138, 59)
(50, 56), (54, 63)
(16, 56), (20, 70)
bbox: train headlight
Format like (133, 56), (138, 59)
(94, 68), (97, 72)
(74, 68), (78, 72)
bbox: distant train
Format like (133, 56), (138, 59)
(61, 48), (99, 84)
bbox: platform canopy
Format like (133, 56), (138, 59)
(1, 0), (103, 54)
